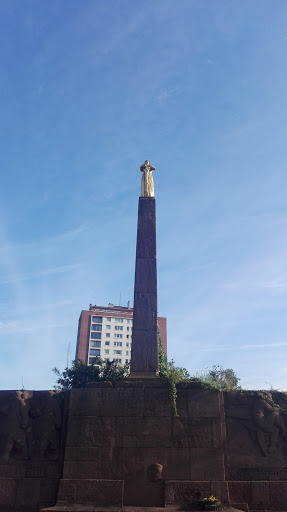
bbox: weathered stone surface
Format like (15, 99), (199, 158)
(224, 390), (287, 472)
(143, 387), (173, 417)
(66, 416), (116, 447)
(134, 259), (157, 293)
(165, 480), (211, 506)
(2, 387), (287, 511)
(57, 479), (123, 506)
(269, 481), (287, 510)
(68, 388), (103, 417)
(133, 297), (157, 331)
(101, 387), (145, 417)
(189, 449), (225, 480)
(250, 481), (270, 510)
(211, 481), (230, 505)
(0, 390), (67, 511)
(15, 478), (41, 508)
(124, 480), (164, 507)
(131, 197), (158, 375)
(63, 449), (115, 479)
(175, 417), (222, 449)
(135, 198), (156, 260)
(0, 478), (17, 507)
(228, 481), (252, 505)
(187, 388), (221, 417)
(115, 416), (172, 448)
(130, 332), (158, 374)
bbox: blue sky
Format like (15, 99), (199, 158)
(1, 1), (287, 390)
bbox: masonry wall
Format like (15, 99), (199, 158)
(0, 390), (68, 511)
(1, 386), (287, 511)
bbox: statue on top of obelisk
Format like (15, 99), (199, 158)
(140, 160), (156, 197)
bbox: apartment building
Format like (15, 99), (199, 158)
(75, 302), (167, 365)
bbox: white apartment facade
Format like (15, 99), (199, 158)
(75, 303), (167, 365)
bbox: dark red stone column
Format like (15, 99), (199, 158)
(130, 197), (159, 376)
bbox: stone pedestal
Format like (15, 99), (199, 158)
(130, 197), (158, 376)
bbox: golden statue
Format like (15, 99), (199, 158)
(140, 160), (156, 197)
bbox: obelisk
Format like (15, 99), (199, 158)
(130, 160), (159, 376)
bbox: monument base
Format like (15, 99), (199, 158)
(129, 372), (159, 379)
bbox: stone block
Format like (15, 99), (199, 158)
(190, 449), (225, 480)
(40, 478), (59, 502)
(15, 478), (41, 508)
(187, 388), (220, 417)
(101, 386), (145, 416)
(165, 480), (211, 506)
(228, 481), (252, 505)
(251, 481), (270, 510)
(0, 478), (17, 507)
(133, 295), (157, 331)
(130, 331), (158, 374)
(63, 447), (115, 479)
(66, 416), (116, 447)
(25, 463), (48, 478)
(269, 481), (287, 510)
(115, 415), (172, 448)
(124, 479), (164, 507)
(166, 447), (191, 480)
(135, 198), (156, 260)
(176, 388), (188, 417)
(68, 388), (102, 417)
(143, 386), (173, 417)
(176, 417), (220, 449)
(134, 259), (157, 293)
(57, 479), (123, 506)
(0, 464), (25, 478)
(211, 481), (230, 505)
(112, 446), (170, 480)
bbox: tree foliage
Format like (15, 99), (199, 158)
(52, 359), (129, 390)
(200, 365), (240, 391)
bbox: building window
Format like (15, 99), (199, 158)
(125, 359), (129, 364)
(89, 356), (100, 365)
(90, 341), (101, 348)
(91, 332), (101, 340)
(127, 319), (130, 323)
(114, 358), (122, 363)
(105, 341), (110, 346)
(105, 349), (109, 354)
(126, 342), (129, 347)
(106, 325), (111, 329)
(127, 327), (130, 331)
(115, 325), (123, 331)
(91, 324), (102, 331)
(126, 350), (129, 356)
(114, 342), (122, 347)
(113, 350), (122, 355)
(106, 333), (110, 338)
(115, 318), (123, 323)
(92, 316), (102, 323)
(90, 349), (100, 356)
(106, 317), (111, 321)
(114, 333), (123, 339)
(126, 335), (129, 339)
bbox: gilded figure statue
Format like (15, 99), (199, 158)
(140, 160), (156, 197)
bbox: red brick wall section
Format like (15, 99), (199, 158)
(76, 311), (91, 364)
(158, 316), (167, 356)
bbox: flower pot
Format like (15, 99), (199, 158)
(205, 505), (217, 511)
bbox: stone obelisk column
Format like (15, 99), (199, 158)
(130, 161), (159, 377)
